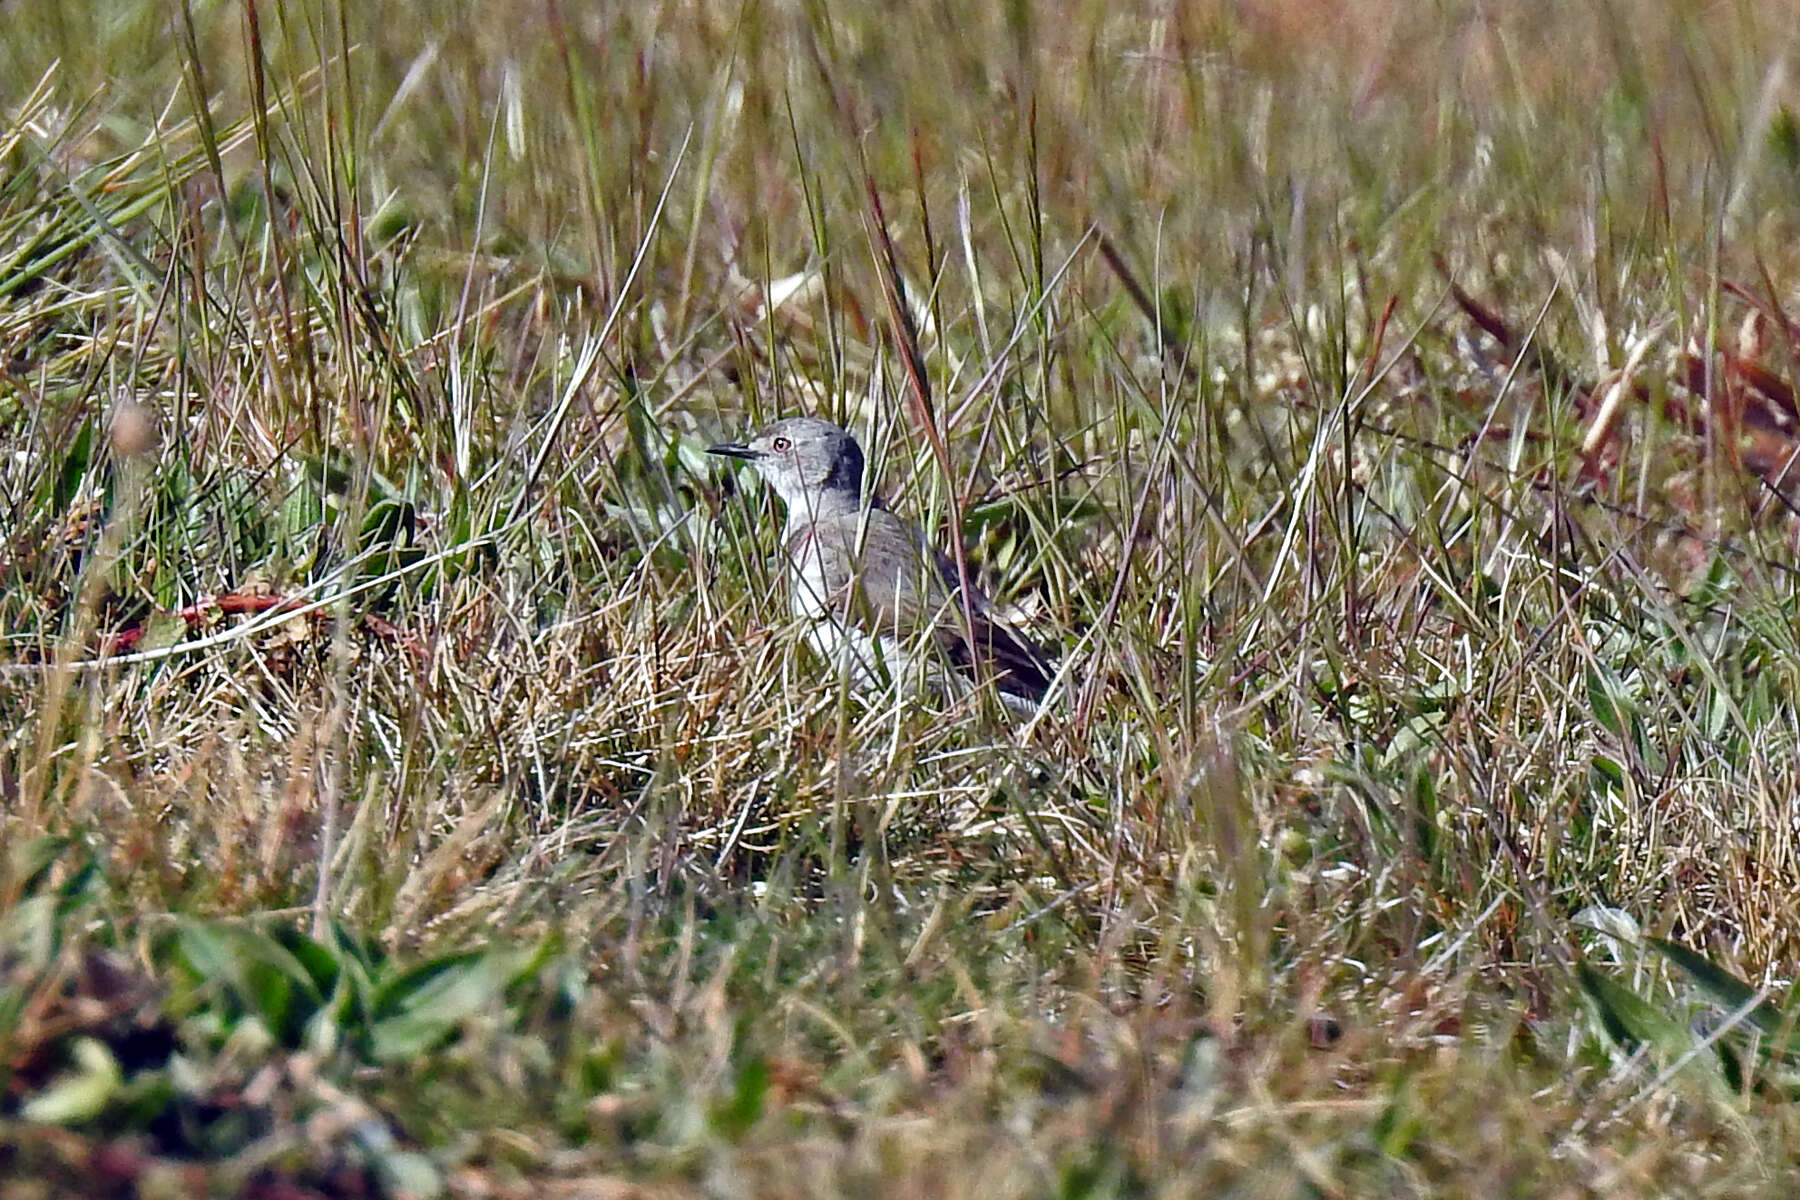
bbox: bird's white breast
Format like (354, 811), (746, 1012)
(783, 525), (938, 696)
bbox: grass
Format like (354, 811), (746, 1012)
(5, 0), (1800, 1194)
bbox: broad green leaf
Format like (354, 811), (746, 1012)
(174, 920), (327, 1044)
(1576, 961), (1690, 1058)
(1650, 938), (1800, 1051)
(368, 948), (526, 1062)
(21, 1037), (122, 1125)
(1585, 666), (1630, 739)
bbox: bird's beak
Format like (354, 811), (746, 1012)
(708, 442), (757, 461)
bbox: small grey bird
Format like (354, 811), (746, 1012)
(709, 417), (1055, 709)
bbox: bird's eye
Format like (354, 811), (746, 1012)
(772, 437), (791, 452)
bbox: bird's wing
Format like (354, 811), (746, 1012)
(795, 510), (1056, 703)
(942, 609), (1056, 703)
(923, 528), (1055, 702)
(792, 509), (948, 636)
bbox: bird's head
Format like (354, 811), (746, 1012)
(709, 417), (865, 510)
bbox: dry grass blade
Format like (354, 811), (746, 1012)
(863, 169), (982, 670)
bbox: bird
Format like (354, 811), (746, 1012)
(708, 417), (1056, 710)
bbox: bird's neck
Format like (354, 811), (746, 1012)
(779, 483), (864, 534)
